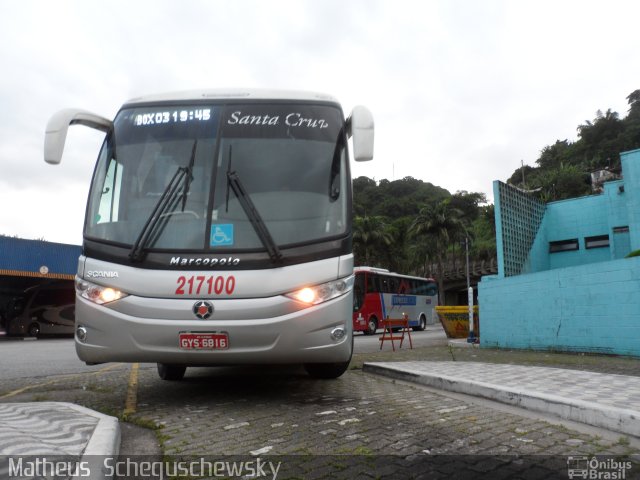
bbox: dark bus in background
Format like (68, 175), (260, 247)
(4, 281), (75, 337)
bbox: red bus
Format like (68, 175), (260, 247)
(352, 267), (438, 335)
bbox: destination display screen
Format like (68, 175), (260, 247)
(133, 108), (212, 126)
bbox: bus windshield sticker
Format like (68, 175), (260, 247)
(210, 224), (234, 246)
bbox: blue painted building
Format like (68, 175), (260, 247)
(0, 236), (81, 280)
(0, 237), (80, 334)
(479, 149), (640, 356)
(0, 236), (80, 303)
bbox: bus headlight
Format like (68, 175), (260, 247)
(75, 278), (128, 305)
(284, 275), (354, 306)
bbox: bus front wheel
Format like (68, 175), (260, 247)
(365, 316), (378, 335)
(157, 363), (187, 381)
(28, 322), (40, 337)
(304, 334), (353, 379)
(304, 360), (350, 379)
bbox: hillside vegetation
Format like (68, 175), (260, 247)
(507, 89), (640, 201)
(353, 89), (640, 287)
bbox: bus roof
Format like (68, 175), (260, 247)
(354, 266), (390, 273)
(124, 89), (340, 106)
(354, 266), (435, 282)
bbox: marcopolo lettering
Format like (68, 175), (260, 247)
(170, 256), (241, 267)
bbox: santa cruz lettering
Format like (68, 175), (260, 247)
(227, 111), (329, 129)
(176, 275), (236, 295)
(169, 256), (240, 267)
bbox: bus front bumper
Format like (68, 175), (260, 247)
(74, 294), (352, 365)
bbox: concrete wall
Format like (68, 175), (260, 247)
(523, 179), (631, 273)
(622, 149), (640, 252)
(480, 149), (640, 357)
(496, 149), (640, 278)
(479, 255), (640, 356)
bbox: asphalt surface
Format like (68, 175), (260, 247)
(1, 332), (639, 479)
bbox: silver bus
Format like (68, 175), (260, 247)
(44, 89), (374, 380)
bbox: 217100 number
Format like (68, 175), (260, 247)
(175, 275), (235, 295)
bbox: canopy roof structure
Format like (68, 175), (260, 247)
(0, 236), (80, 280)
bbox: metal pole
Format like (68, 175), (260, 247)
(467, 286), (475, 343)
(465, 237), (470, 292)
(466, 237), (476, 343)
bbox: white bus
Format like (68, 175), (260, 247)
(45, 89), (373, 380)
(352, 267), (438, 335)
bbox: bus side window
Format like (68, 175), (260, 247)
(367, 274), (379, 293)
(97, 157), (123, 224)
(379, 275), (388, 293)
(353, 274), (365, 311)
(382, 276), (397, 294)
(425, 282), (438, 296)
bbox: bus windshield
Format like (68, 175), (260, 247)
(85, 103), (349, 254)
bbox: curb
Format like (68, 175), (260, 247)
(447, 338), (480, 349)
(62, 403), (120, 480)
(363, 362), (640, 439)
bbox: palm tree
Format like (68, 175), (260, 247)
(409, 199), (468, 303)
(383, 217), (413, 274)
(353, 215), (394, 266)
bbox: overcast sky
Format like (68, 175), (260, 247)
(1, 0), (639, 245)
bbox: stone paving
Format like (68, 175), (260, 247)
(1, 345), (639, 479)
(127, 365), (638, 478)
(366, 360), (640, 442)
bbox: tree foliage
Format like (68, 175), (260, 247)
(353, 175), (449, 218)
(508, 89), (640, 201)
(352, 89), (640, 289)
(409, 199), (468, 297)
(352, 179), (494, 283)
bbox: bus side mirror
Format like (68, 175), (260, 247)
(44, 109), (113, 165)
(347, 106), (374, 162)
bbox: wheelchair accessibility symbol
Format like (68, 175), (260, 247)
(210, 224), (234, 246)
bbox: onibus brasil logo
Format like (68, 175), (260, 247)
(567, 456), (633, 479)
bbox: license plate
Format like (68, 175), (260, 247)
(179, 332), (228, 350)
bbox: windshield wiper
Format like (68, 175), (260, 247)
(226, 170), (283, 263)
(129, 141), (197, 262)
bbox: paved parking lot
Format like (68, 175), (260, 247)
(1, 339), (638, 479)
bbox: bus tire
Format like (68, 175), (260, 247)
(157, 363), (187, 381)
(304, 334), (353, 379)
(414, 315), (427, 332)
(28, 322), (40, 337)
(304, 360), (350, 379)
(366, 316), (378, 335)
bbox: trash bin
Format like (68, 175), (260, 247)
(435, 306), (479, 339)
